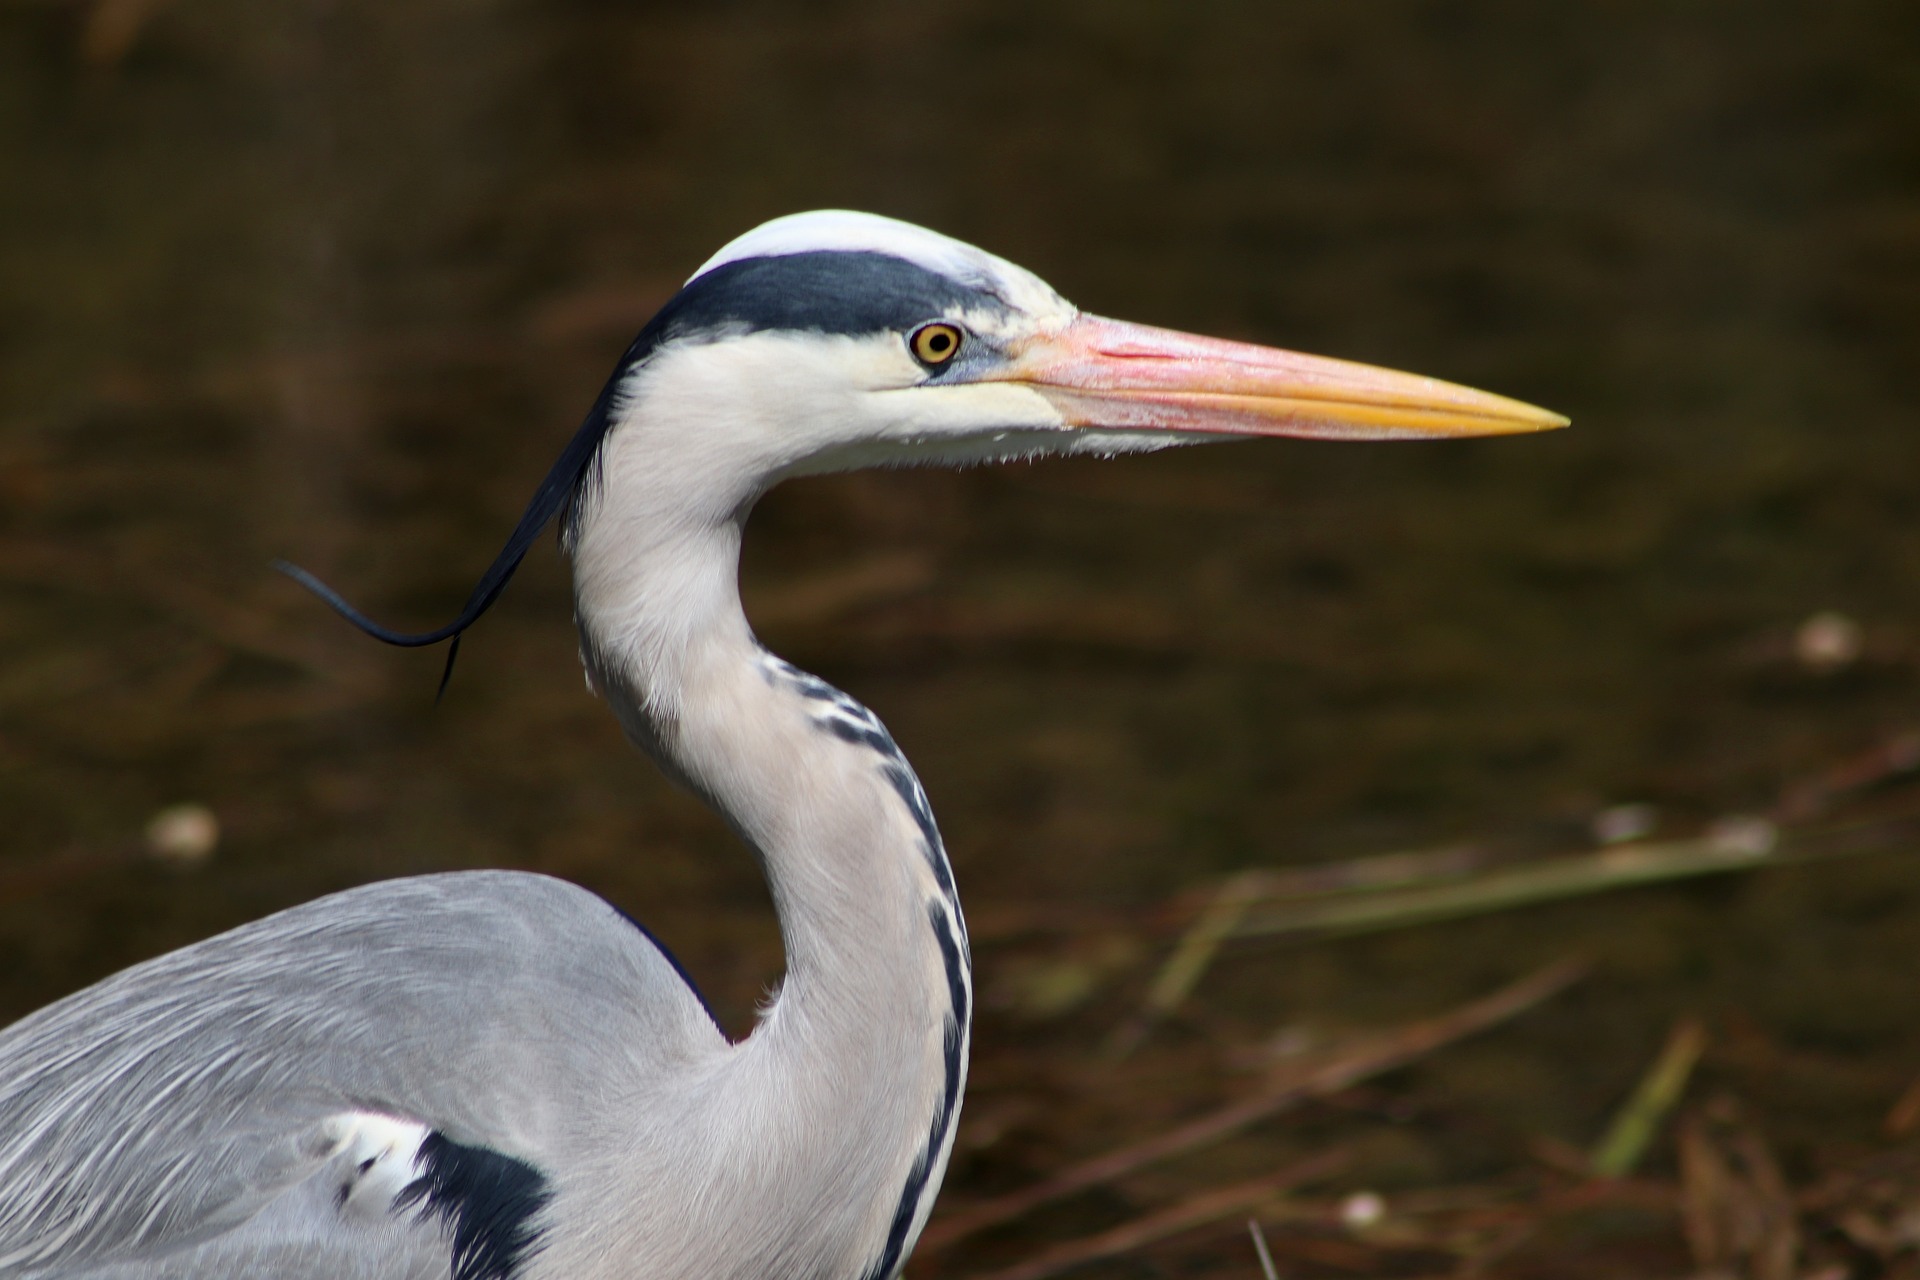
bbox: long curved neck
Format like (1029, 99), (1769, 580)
(570, 470), (970, 1279)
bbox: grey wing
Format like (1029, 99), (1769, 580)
(0, 872), (725, 1278)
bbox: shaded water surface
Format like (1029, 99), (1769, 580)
(3, 3), (1919, 1275)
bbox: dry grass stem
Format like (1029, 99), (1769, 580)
(1240, 844), (1491, 902)
(0, 538), (352, 681)
(1884, 1072), (1920, 1137)
(976, 804), (1919, 953)
(1226, 817), (1920, 944)
(1248, 1217), (1281, 1280)
(963, 1152), (1345, 1280)
(1773, 729), (1920, 822)
(922, 958), (1585, 1254)
(80, 0), (168, 68)
(1589, 1017), (1708, 1178)
(0, 845), (138, 904)
(1104, 869), (1270, 1059)
(1678, 1100), (1800, 1280)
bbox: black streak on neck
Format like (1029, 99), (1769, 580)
(862, 899), (969, 1280)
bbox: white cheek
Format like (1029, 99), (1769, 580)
(789, 383), (1068, 474)
(872, 382), (1065, 440)
(599, 330), (1128, 491)
(627, 333), (914, 475)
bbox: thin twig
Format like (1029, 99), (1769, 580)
(80, 0), (169, 68)
(0, 538), (349, 679)
(964, 1152), (1345, 1280)
(965, 845), (1492, 944)
(1248, 1217), (1281, 1280)
(0, 844), (136, 903)
(922, 958), (1585, 1253)
(1884, 1072), (1920, 1137)
(1773, 729), (1920, 823)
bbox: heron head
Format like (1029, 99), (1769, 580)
(281, 210), (1566, 686)
(595, 211), (1566, 498)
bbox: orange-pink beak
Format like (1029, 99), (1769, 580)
(997, 315), (1568, 440)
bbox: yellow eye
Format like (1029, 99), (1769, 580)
(910, 322), (964, 366)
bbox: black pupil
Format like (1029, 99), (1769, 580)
(926, 330), (951, 354)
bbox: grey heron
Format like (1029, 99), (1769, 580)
(0, 211), (1565, 1280)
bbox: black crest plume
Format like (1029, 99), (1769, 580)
(275, 367), (627, 700)
(276, 247), (993, 696)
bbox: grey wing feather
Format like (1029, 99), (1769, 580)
(0, 872), (724, 1278)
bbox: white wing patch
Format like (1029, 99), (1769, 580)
(321, 1111), (431, 1219)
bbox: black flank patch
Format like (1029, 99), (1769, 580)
(396, 1132), (554, 1280)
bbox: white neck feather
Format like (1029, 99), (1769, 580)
(567, 380), (971, 1280)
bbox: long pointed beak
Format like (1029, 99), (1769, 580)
(998, 315), (1568, 440)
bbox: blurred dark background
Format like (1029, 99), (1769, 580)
(3, 2), (1918, 1275)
